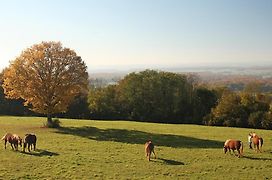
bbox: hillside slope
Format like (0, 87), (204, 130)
(0, 116), (271, 179)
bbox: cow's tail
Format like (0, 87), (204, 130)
(259, 138), (263, 152)
(259, 138), (263, 147)
(1, 134), (6, 140)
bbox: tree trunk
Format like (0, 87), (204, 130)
(47, 114), (53, 126)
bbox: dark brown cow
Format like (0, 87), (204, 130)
(145, 140), (156, 161)
(223, 139), (243, 158)
(1, 133), (22, 150)
(23, 134), (37, 152)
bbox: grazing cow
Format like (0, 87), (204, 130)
(223, 139), (243, 158)
(251, 135), (263, 153)
(1, 133), (22, 150)
(23, 134), (37, 152)
(145, 140), (156, 161)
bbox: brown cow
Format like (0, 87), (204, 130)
(1, 133), (22, 150)
(23, 134), (37, 152)
(145, 140), (156, 161)
(251, 135), (263, 153)
(223, 139), (243, 158)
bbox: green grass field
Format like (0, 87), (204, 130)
(0, 116), (272, 179)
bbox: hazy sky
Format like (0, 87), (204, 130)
(0, 0), (272, 71)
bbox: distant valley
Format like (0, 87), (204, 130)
(89, 65), (272, 91)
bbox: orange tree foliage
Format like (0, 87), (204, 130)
(2, 41), (88, 121)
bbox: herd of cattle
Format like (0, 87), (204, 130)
(223, 132), (263, 158)
(1, 131), (263, 159)
(145, 132), (264, 161)
(1, 133), (37, 153)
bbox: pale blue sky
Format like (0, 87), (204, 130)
(0, 0), (272, 71)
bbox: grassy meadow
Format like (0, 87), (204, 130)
(0, 116), (272, 179)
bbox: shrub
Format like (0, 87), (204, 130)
(44, 118), (61, 128)
(248, 111), (264, 128)
(261, 113), (272, 130)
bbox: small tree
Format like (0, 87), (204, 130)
(261, 112), (272, 129)
(2, 41), (89, 126)
(88, 85), (121, 119)
(248, 111), (265, 128)
(209, 90), (248, 127)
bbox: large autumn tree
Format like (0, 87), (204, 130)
(2, 41), (89, 125)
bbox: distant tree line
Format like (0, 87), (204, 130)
(1, 69), (272, 129)
(205, 88), (272, 129)
(88, 70), (218, 124)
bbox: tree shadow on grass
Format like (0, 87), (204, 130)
(21, 149), (59, 157)
(55, 126), (223, 149)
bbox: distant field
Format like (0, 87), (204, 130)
(0, 116), (272, 179)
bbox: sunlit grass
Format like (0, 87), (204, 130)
(0, 116), (272, 179)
